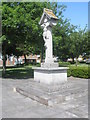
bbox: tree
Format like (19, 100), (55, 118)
(2, 2), (47, 71)
(50, 3), (89, 64)
(68, 25), (88, 65)
(52, 3), (76, 61)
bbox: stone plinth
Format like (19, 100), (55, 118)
(41, 62), (59, 68)
(32, 67), (68, 85)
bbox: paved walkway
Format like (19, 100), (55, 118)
(1, 77), (88, 118)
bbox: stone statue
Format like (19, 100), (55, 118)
(43, 26), (48, 49)
(39, 8), (59, 66)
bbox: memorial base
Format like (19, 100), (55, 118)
(33, 67), (68, 85)
(41, 62), (59, 68)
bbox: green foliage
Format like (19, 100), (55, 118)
(0, 35), (6, 44)
(67, 66), (89, 79)
(59, 61), (70, 67)
(2, 2), (89, 71)
(67, 69), (71, 77)
(68, 26), (88, 60)
(52, 3), (89, 61)
(2, 2), (47, 56)
(59, 61), (89, 79)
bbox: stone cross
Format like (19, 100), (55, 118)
(39, 8), (58, 67)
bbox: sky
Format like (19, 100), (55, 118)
(58, 2), (88, 30)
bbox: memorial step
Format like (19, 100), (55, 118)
(16, 80), (87, 106)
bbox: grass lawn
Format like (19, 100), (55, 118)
(1, 64), (35, 79)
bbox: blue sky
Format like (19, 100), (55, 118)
(58, 2), (88, 30)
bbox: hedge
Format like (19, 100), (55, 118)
(67, 66), (89, 79)
(59, 61), (89, 78)
(59, 61), (70, 67)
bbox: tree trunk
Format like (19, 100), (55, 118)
(40, 52), (42, 64)
(72, 58), (74, 63)
(71, 54), (74, 63)
(3, 53), (6, 74)
(76, 57), (78, 66)
(24, 54), (27, 64)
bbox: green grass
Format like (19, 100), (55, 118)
(2, 64), (34, 79)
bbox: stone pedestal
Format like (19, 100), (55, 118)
(41, 62), (59, 68)
(33, 67), (68, 85)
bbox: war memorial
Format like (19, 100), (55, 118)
(15, 9), (88, 109)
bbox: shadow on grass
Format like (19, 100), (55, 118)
(2, 65), (34, 79)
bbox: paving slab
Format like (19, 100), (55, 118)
(1, 77), (88, 118)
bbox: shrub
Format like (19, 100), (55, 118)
(67, 66), (89, 79)
(36, 63), (41, 67)
(59, 61), (70, 67)
(67, 69), (71, 77)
